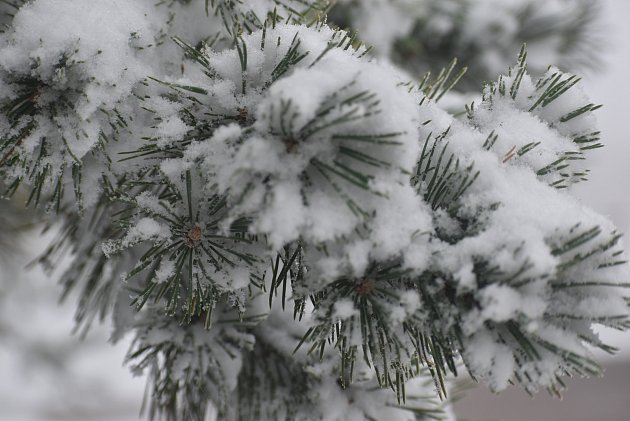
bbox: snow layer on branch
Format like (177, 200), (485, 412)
(116, 18), (630, 402)
(1, 0), (155, 118)
(0, 0), (165, 207)
(102, 217), (171, 258)
(105, 177), (269, 307)
(469, 62), (602, 188)
(246, 300), (453, 421)
(2, 1), (628, 418)
(158, 23), (434, 280)
(419, 96), (630, 392)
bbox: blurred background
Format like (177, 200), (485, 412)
(1, 1), (629, 420)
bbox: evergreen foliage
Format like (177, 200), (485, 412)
(330, 0), (600, 91)
(0, 1), (627, 420)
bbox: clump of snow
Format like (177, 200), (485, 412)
(155, 24), (433, 282)
(2, 0), (154, 116)
(154, 258), (176, 284)
(333, 298), (358, 320)
(469, 66), (601, 188)
(0, 0), (165, 207)
(102, 217), (171, 258)
(463, 330), (516, 391)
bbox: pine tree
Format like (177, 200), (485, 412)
(329, 0), (600, 91)
(0, 1), (627, 420)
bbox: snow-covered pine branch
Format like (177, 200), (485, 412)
(0, 1), (627, 420)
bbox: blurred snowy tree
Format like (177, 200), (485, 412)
(0, 1), (627, 420)
(330, 0), (600, 90)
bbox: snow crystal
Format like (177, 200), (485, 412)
(464, 331), (515, 391)
(154, 259), (175, 284)
(103, 218), (171, 257)
(230, 268), (251, 290)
